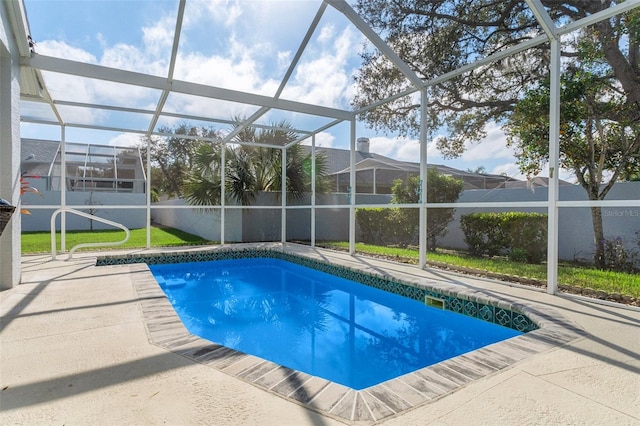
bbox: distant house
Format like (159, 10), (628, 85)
(21, 139), (146, 194)
(20, 139), (147, 232)
(305, 137), (522, 194)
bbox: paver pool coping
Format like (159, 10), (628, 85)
(98, 244), (586, 424)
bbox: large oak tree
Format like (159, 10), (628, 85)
(352, 0), (640, 267)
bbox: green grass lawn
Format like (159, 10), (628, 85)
(319, 241), (640, 298)
(21, 226), (213, 253)
(21, 230), (639, 299)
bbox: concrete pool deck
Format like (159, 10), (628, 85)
(1, 244), (639, 425)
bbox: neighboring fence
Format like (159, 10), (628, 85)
(23, 180), (639, 263)
(21, 189), (146, 232)
(150, 198), (240, 243)
(438, 181), (639, 262)
(150, 193), (382, 243)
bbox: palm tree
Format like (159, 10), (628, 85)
(181, 141), (224, 207)
(182, 120), (329, 206)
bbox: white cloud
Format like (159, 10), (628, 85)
(460, 122), (514, 162)
(101, 43), (164, 75)
(491, 162), (524, 180)
(277, 50), (292, 72)
(318, 24), (335, 43)
(38, 40), (97, 63)
(107, 133), (143, 147)
(187, 0), (243, 28)
(301, 132), (335, 148)
(142, 17), (175, 59)
(281, 26), (360, 108)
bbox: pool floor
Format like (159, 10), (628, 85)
(123, 245), (585, 424)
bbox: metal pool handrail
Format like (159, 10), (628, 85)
(50, 208), (130, 260)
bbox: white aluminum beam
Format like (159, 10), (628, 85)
(326, 0), (424, 89)
(148, 0), (185, 135)
(525, 0), (559, 40)
(311, 134), (317, 247)
(33, 98), (315, 138)
(547, 39), (561, 295)
(558, 0), (640, 36)
(419, 89), (427, 269)
(54, 100), (155, 116)
(24, 54), (353, 120)
(349, 118), (356, 255)
(275, 2), (328, 99)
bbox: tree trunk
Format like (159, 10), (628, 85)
(590, 205), (605, 269)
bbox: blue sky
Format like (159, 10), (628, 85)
(22, 0), (540, 181)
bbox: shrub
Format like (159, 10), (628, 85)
(602, 236), (639, 273)
(389, 170), (464, 250)
(508, 247), (529, 263)
(355, 208), (390, 245)
(504, 212), (548, 263)
(460, 213), (509, 257)
(461, 212), (547, 263)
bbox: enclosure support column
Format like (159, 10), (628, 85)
(220, 143), (226, 245)
(311, 134), (316, 247)
(281, 147), (287, 244)
(349, 118), (356, 255)
(146, 135), (151, 248)
(546, 39), (561, 294)
(60, 124), (66, 253)
(0, 42), (21, 290)
(419, 89), (428, 269)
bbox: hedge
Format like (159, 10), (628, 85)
(460, 212), (547, 263)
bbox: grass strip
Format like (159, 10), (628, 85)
(21, 232), (638, 299)
(21, 227), (213, 253)
(319, 241), (640, 299)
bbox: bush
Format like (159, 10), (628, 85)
(602, 236), (639, 273)
(505, 212), (548, 263)
(460, 213), (510, 257)
(355, 208), (391, 245)
(389, 171), (464, 250)
(508, 247), (529, 263)
(461, 212), (547, 263)
(355, 207), (418, 247)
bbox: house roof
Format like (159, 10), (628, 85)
(303, 145), (520, 189)
(21, 138), (60, 166)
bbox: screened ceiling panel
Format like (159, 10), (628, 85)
(18, 0), (640, 153)
(39, 72), (164, 109)
(161, 92), (263, 124)
(252, 108), (334, 135)
(174, 0), (325, 95)
(24, 0), (177, 77)
(20, 99), (58, 122)
(55, 105), (153, 131)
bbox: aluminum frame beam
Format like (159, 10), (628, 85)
(23, 54), (354, 121)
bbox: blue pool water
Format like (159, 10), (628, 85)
(150, 258), (522, 390)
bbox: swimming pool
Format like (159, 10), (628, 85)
(150, 257), (522, 390)
(98, 244), (584, 423)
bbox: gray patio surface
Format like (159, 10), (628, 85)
(1, 244), (639, 425)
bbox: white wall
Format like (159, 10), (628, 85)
(152, 184), (639, 262)
(439, 182), (640, 262)
(0, 4), (22, 290)
(21, 189), (147, 232)
(151, 199), (241, 243)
